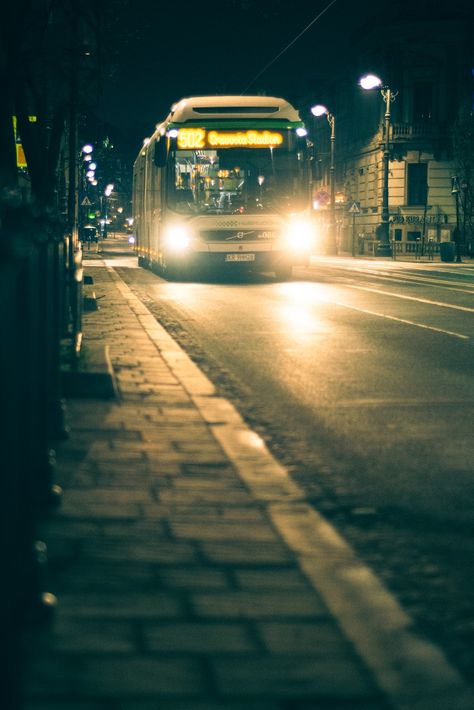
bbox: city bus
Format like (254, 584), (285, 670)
(132, 95), (315, 279)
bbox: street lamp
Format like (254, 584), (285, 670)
(451, 176), (463, 263)
(359, 74), (397, 257)
(311, 104), (337, 254)
(102, 184), (114, 239)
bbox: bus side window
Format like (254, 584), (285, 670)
(154, 138), (167, 167)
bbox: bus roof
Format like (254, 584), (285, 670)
(166, 95), (302, 124)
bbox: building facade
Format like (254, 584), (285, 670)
(305, 4), (473, 255)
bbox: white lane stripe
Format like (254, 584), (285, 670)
(317, 262), (474, 293)
(331, 300), (470, 339)
(347, 284), (474, 312)
(363, 275), (474, 295)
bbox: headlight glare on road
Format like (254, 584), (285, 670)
(164, 224), (192, 252)
(283, 219), (314, 252)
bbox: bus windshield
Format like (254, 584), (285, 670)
(168, 141), (309, 215)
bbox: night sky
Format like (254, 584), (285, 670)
(98, 0), (366, 159)
(97, 0), (473, 163)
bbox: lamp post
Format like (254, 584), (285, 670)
(103, 183), (114, 239)
(311, 104), (337, 255)
(451, 176), (463, 263)
(359, 74), (397, 257)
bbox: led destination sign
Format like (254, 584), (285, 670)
(176, 128), (284, 150)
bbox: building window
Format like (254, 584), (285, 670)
(407, 230), (421, 241)
(394, 228), (402, 241)
(407, 163), (427, 205)
(413, 82), (433, 122)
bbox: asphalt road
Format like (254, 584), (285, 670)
(108, 243), (474, 684)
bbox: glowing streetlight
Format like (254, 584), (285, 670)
(359, 74), (382, 91)
(359, 73), (397, 257)
(102, 184), (115, 239)
(311, 104), (337, 254)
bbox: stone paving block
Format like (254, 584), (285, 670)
(55, 592), (184, 619)
(191, 591), (328, 618)
(160, 407), (205, 421)
(92, 471), (157, 488)
(47, 561), (156, 593)
(169, 519), (279, 542)
(57, 467), (98, 488)
(169, 506), (266, 523)
(145, 452), (214, 467)
(143, 503), (264, 521)
(64, 489), (152, 505)
(181, 463), (237, 476)
(200, 541), (294, 565)
(59, 498), (141, 519)
(33, 617), (137, 653)
(157, 566), (230, 591)
(163, 427), (219, 441)
(158, 489), (253, 505)
(81, 539), (199, 565)
(118, 384), (159, 395)
(170, 478), (247, 491)
(212, 657), (376, 698)
(88, 452), (149, 467)
(144, 621), (256, 653)
(79, 657), (206, 697)
(36, 520), (101, 541)
(143, 464), (183, 477)
(256, 620), (355, 656)
(68, 427), (142, 440)
(99, 520), (168, 539)
(173, 441), (230, 453)
(233, 568), (311, 591)
(113, 369), (147, 380)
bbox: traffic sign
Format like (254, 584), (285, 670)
(348, 201), (360, 214)
(81, 196), (92, 206)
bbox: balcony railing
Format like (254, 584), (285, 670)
(385, 122), (440, 140)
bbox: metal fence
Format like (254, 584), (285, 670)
(0, 214), (80, 707)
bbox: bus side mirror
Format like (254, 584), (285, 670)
(154, 138), (168, 167)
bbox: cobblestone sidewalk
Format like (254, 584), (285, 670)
(20, 253), (473, 710)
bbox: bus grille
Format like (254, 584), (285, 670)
(200, 229), (278, 243)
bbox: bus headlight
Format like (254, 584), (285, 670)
(283, 219), (314, 252)
(164, 224), (192, 252)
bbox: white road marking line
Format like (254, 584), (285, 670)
(331, 300), (470, 339)
(347, 284), (474, 312)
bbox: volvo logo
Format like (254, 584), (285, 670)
(226, 231), (255, 241)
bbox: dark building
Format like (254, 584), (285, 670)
(304, 2), (474, 255)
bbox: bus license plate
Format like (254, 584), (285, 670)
(225, 253), (255, 262)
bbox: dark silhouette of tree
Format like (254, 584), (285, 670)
(0, 1), (118, 212)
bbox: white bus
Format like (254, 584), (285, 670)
(132, 95), (315, 279)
